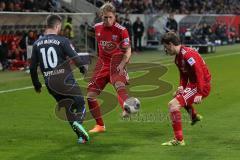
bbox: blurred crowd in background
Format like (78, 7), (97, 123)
(89, 0), (240, 14)
(0, 0), (62, 12)
(0, 16), (74, 71)
(181, 21), (237, 45)
(1, 0), (240, 71)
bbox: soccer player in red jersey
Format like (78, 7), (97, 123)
(87, 2), (132, 133)
(161, 32), (211, 146)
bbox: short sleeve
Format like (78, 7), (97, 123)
(121, 29), (130, 48)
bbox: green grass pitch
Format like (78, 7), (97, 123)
(0, 45), (240, 160)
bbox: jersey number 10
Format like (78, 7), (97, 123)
(40, 47), (58, 69)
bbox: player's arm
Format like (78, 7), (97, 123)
(174, 70), (188, 96)
(30, 45), (42, 93)
(179, 69), (188, 88)
(62, 38), (87, 75)
(119, 46), (131, 66)
(117, 29), (131, 74)
(185, 54), (205, 103)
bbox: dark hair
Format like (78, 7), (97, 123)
(161, 32), (181, 46)
(46, 14), (62, 29)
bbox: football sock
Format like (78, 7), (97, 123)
(170, 110), (183, 141)
(184, 105), (197, 120)
(117, 95), (124, 109)
(87, 98), (104, 126)
(116, 86), (129, 109)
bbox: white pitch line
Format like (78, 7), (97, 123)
(0, 86), (34, 94)
(0, 51), (240, 94)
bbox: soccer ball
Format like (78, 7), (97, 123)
(123, 97), (141, 114)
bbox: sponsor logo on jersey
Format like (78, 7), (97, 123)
(187, 57), (196, 66)
(100, 41), (111, 47)
(100, 41), (117, 52)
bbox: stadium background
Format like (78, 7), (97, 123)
(0, 0), (240, 160)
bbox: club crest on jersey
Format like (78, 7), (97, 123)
(187, 57), (196, 66)
(112, 35), (118, 41)
(97, 33), (101, 36)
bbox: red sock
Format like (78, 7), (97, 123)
(116, 86), (129, 109)
(117, 95), (124, 109)
(184, 105), (197, 120)
(87, 98), (104, 126)
(170, 110), (183, 141)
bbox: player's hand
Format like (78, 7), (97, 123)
(34, 82), (42, 93)
(79, 65), (88, 76)
(176, 86), (184, 94)
(194, 95), (202, 104)
(173, 86), (184, 97)
(35, 88), (41, 93)
(117, 63), (125, 75)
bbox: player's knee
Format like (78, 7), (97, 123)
(87, 91), (98, 100)
(168, 99), (180, 112)
(114, 81), (125, 90)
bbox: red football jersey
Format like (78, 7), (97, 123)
(94, 22), (130, 65)
(175, 46), (211, 95)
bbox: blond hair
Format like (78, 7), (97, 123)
(100, 2), (116, 15)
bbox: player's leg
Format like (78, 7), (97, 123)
(57, 94), (89, 143)
(110, 61), (130, 117)
(184, 105), (202, 125)
(114, 81), (129, 108)
(162, 98), (185, 146)
(184, 104), (203, 125)
(162, 86), (197, 146)
(87, 77), (108, 133)
(114, 81), (130, 118)
(47, 86), (89, 144)
(87, 91), (106, 133)
(188, 84), (211, 125)
(182, 86), (204, 125)
(138, 35), (142, 51)
(162, 86), (200, 146)
(134, 35), (138, 51)
(184, 105), (197, 119)
(176, 85), (202, 125)
(174, 89), (199, 123)
(69, 96), (90, 143)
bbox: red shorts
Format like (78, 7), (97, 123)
(87, 58), (129, 94)
(176, 83), (211, 106)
